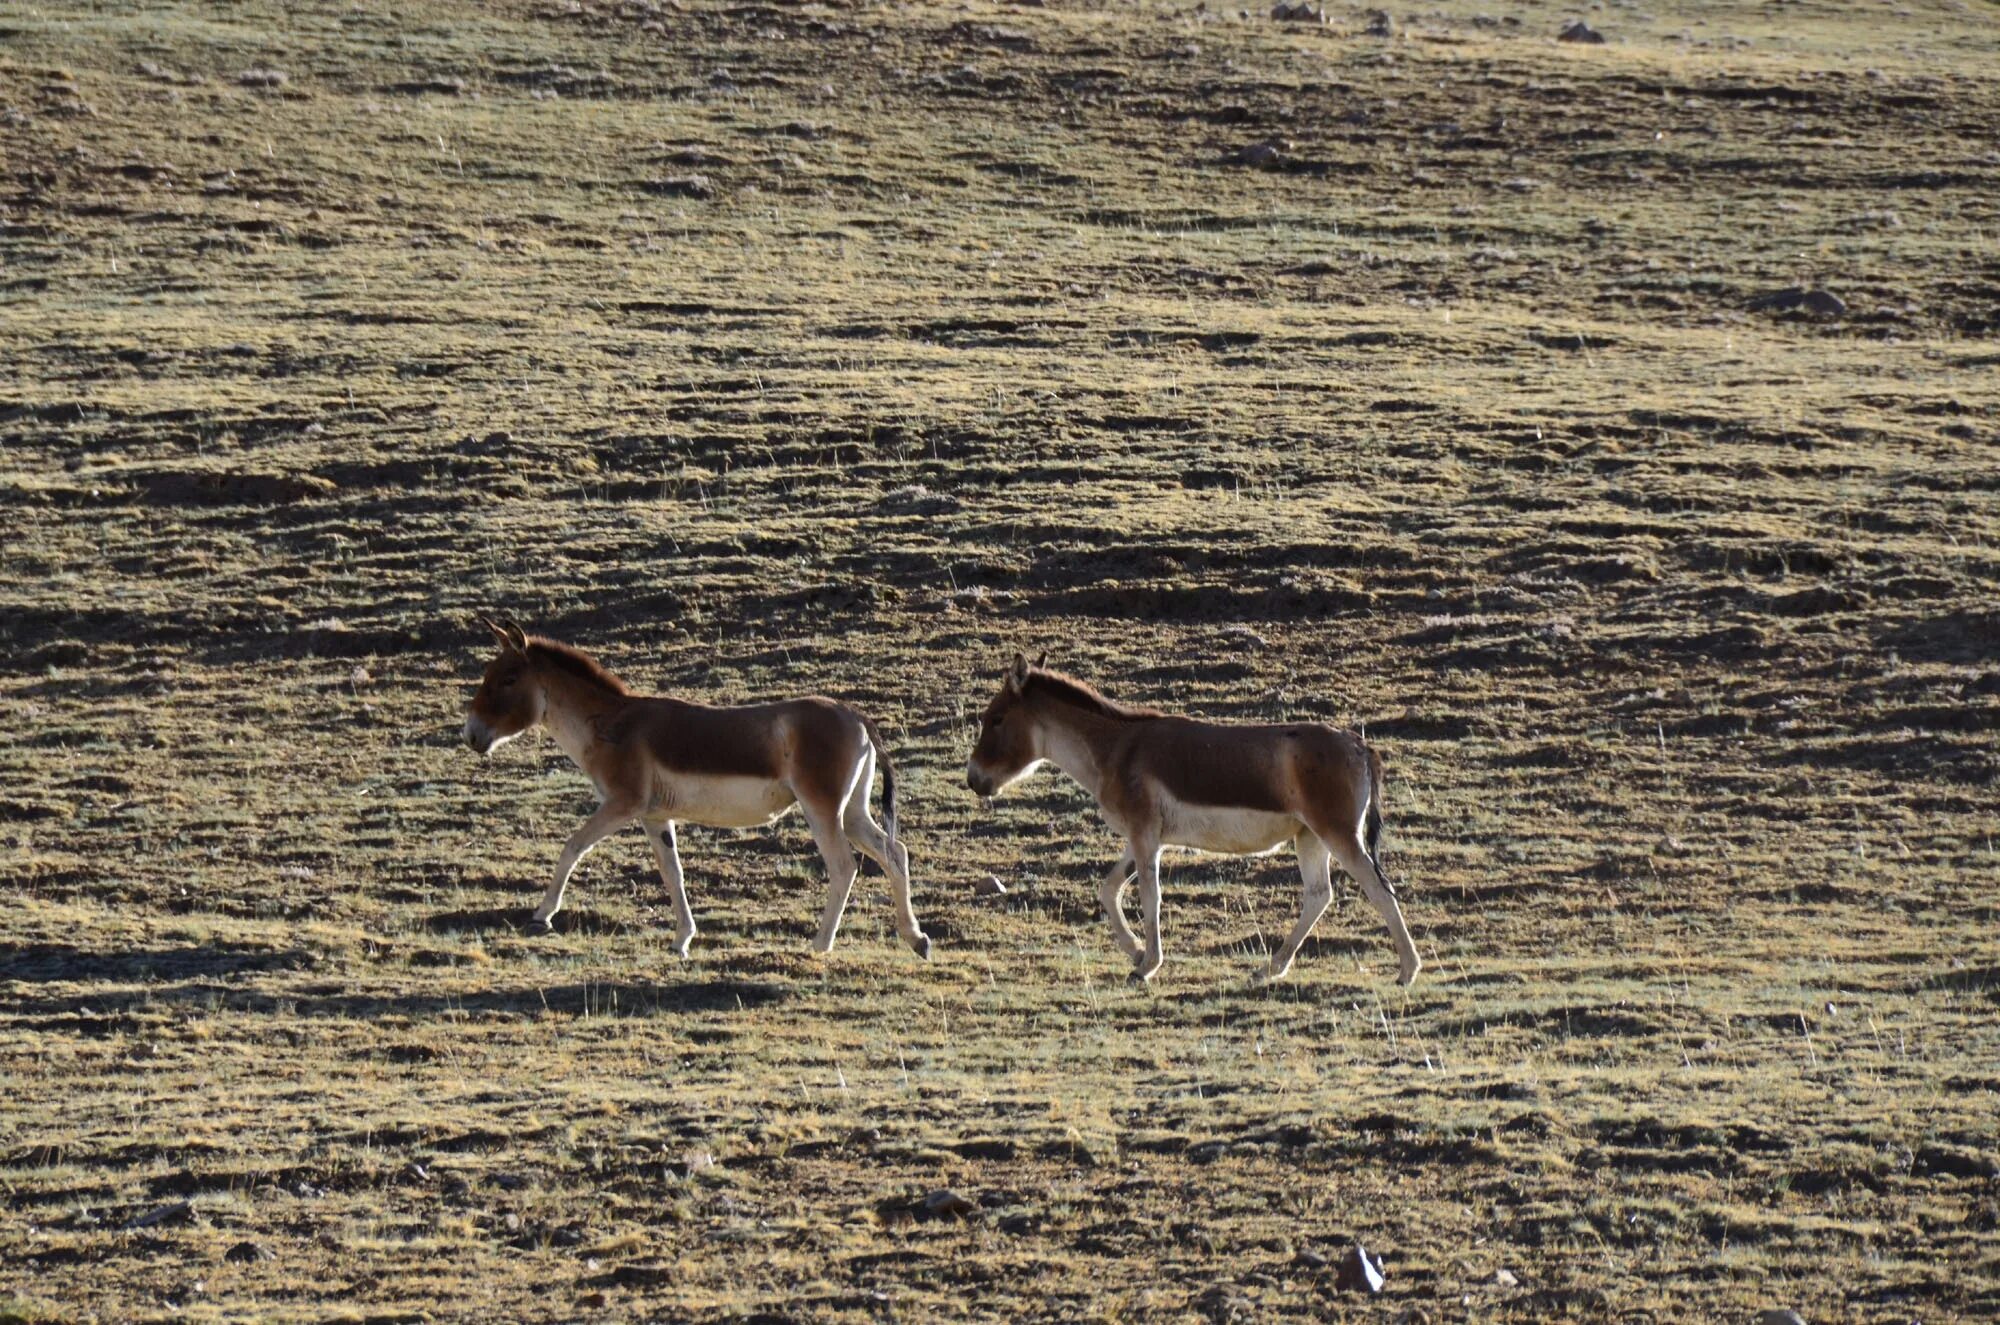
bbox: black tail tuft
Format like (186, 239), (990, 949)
(862, 715), (898, 846)
(1363, 743), (1386, 864)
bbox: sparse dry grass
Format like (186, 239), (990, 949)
(2, 0), (1997, 1320)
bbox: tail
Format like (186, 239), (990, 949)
(1363, 742), (1386, 867)
(861, 714), (898, 847)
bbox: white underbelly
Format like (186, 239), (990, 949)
(1159, 798), (1301, 857)
(653, 773), (797, 829)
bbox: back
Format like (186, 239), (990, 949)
(1120, 716), (1348, 814)
(595, 695), (823, 781)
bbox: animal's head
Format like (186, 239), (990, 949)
(464, 616), (542, 754)
(966, 651), (1046, 797)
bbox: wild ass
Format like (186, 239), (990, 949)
(463, 618), (930, 960)
(966, 654), (1419, 986)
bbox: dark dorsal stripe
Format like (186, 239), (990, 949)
(1025, 670), (1164, 721)
(528, 638), (632, 696)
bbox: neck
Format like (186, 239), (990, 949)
(1031, 701), (1126, 801)
(534, 663), (626, 769)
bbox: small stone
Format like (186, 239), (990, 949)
(1192, 1285), (1254, 1318)
(921, 1188), (978, 1219)
(1494, 1267), (1519, 1287)
(973, 875), (1008, 897)
(237, 68), (289, 88)
(224, 1240), (274, 1264)
(1558, 19), (1605, 43)
(1748, 287), (1807, 311)
(644, 174), (716, 200)
(1363, 8), (1394, 36)
(1758, 1312), (1806, 1325)
(1293, 1246), (1330, 1270)
(1220, 624), (1271, 649)
(1746, 287), (1845, 316)
(606, 1263), (673, 1287)
(1334, 1243), (1385, 1293)
(124, 1200), (194, 1230)
(1230, 140), (1286, 167)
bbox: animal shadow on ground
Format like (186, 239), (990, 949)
(423, 905), (633, 936)
(1, 977), (793, 1024)
(0, 941), (317, 984)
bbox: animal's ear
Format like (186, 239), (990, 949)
(481, 615), (526, 655)
(1006, 651), (1030, 693)
(1034, 649), (1048, 669)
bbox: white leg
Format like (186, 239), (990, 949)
(1131, 841), (1165, 983)
(531, 802), (634, 932)
(1097, 848), (1140, 959)
(807, 809), (860, 954)
(1332, 833), (1420, 987)
(843, 788), (930, 959)
(1266, 831), (1334, 983)
(646, 819), (696, 958)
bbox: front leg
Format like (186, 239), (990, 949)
(529, 802), (636, 933)
(1130, 840), (1165, 983)
(647, 819), (696, 958)
(1097, 848), (1140, 959)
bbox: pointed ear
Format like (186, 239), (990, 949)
(1034, 649), (1048, 670)
(1006, 651), (1029, 693)
(481, 615), (526, 655)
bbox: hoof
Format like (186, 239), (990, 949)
(672, 935), (695, 960)
(1126, 968), (1157, 988)
(524, 917), (554, 937)
(910, 933), (933, 961)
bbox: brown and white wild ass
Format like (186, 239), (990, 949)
(463, 617), (930, 960)
(966, 654), (1420, 986)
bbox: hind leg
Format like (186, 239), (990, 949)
(1097, 848), (1141, 960)
(644, 818), (696, 958)
(1265, 830), (1334, 983)
(1327, 828), (1420, 986)
(842, 763), (930, 959)
(806, 810), (859, 953)
(1130, 839), (1166, 983)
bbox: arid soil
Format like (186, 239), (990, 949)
(2, 1), (1997, 1320)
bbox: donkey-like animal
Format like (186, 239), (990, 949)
(463, 617), (930, 960)
(966, 654), (1419, 986)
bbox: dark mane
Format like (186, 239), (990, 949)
(527, 637), (632, 696)
(1024, 669), (1163, 721)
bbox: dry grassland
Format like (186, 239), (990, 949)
(2, 0), (1997, 1320)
